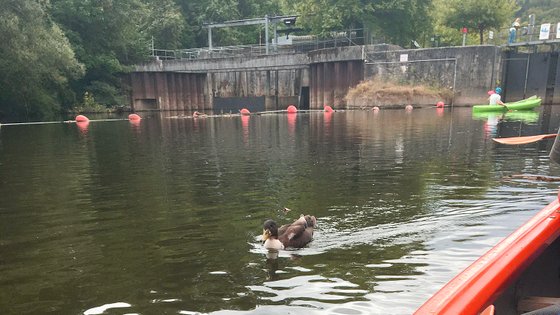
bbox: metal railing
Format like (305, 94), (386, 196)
(491, 24), (559, 46)
(150, 29), (366, 61)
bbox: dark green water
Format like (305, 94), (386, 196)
(1, 107), (560, 314)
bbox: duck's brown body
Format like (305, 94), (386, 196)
(263, 215), (317, 250)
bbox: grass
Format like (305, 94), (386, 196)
(345, 79), (453, 108)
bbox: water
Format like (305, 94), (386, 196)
(1, 107), (560, 315)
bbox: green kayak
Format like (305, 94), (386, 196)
(472, 96), (542, 112)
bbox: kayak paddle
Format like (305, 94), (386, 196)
(492, 133), (557, 145)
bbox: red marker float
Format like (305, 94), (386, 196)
(436, 101), (444, 108)
(287, 105), (298, 113)
(75, 115), (89, 122)
(128, 113), (141, 121)
(324, 105), (334, 113)
(240, 108), (250, 115)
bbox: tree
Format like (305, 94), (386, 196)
(282, 0), (434, 47)
(443, 0), (518, 44)
(141, 0), (187, 50)
(0, 0), (84, 121)
(371, 0), (434, 47)
(175, 0), (283, 48)
(518, 0), (560, 29)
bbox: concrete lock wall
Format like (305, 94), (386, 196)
(364, 45), (502, 106)
(129, 45), (504, 112)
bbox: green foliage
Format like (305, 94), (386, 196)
(372, 0), (434, 47)
(50, 0), (147, 109)
(283, 0), (434, 46)
(7, 0), (558, 121)
(518, 0), (560, 26)
(71, 91), (106, 114)
(442, 0), (518, 44)
(175, 0), (283, 46)
(0, 0), (84, 121)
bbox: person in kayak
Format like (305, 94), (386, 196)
(489, 87), (506, 106)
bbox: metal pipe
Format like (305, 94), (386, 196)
(452, 58), (457, 108)
(523, 54), (530, 98)
(265, 15), (269, 55)
(208, 27), (213, 51)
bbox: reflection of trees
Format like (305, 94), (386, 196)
(4, 108), (559, 313)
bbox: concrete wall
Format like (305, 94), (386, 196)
(129, 44), (503, 111)
(128, 72), (207, 111)
(364, 45), (502, 105)
(310, 61), (364, 108)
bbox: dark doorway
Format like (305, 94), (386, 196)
(299, 87), (310, 110)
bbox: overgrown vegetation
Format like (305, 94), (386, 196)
(345, 79), (453, 108)
(1, 0), (555, 120)
(70, 92), (108, 114)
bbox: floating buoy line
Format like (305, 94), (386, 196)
(0, 114), (142, 127)
(167, 108), (342, 119)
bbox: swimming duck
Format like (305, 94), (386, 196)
(262, 214), (317, 250)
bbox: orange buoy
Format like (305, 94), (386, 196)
(76, 120), (89, 132)
(287, 105), (298, 113)
(436, 101), (444, 108)
(75, 115), (89, 122)
(324, 105), (334, 113)
(128, 113), (141, 121)
(240, 108), (250, 115)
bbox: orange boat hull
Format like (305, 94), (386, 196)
(415, 198), (560, 314)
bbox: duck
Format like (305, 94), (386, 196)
(262, 214), (317, 250)
(192, 111), (207, 118)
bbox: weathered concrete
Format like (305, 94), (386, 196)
(364, 45), (502, 106)
(128, 44), (509, 111)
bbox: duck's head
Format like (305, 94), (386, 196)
(305, 215), (318, 228)
(262, 219), (279, 241)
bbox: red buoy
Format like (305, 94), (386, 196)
(240, 108), (250, 115)
(128, 113), (141, 121)
(287, 105), (298, 113)
(436, 101), (444, 108)
(76, 120), (89, 130)
(324, 105), (334, 113)
(75, 115), (89, 122)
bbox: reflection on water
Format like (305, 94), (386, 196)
(1, 107), (560, 314)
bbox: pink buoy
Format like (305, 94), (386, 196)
(487, 90), (495, 95)
(128, 113), (141, 121)
(75, 115), (89, 122)
(240, 108), (250, 115)
(405, 104), (413, 111)
(436, 101), (444, 108)
(76, 120), (89, 129)
(287, 105), (298, 113)
(372, 106), (380, 112)
(324, 105), (334, 113)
